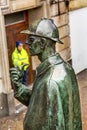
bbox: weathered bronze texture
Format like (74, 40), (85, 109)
(10, 18), (82, 130)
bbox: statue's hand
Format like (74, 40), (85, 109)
(10, 67), (24, 84)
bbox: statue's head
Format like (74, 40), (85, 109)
(21, 18), (63, 56)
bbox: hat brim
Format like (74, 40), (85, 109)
(20, 30), (63, 44)
(20, 30), (31, 34)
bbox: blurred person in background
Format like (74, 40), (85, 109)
(12, 41), (30, 85)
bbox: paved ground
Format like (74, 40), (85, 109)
(77, 70), (87, 130)
(0, 112), (25, 130)
(0, 70), (87, 130)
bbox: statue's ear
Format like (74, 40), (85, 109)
(40, 38), (46, 49)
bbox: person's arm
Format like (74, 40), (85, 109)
(14, 82), (32, 106)
(22, 50), (30, 70)
(25, 51), (30, 65)
(12, 52), (22, 68)
(10, 67), (32, 106)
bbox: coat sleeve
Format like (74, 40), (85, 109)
(46, 79), (65, 129)
(23, 50), (30, 70)
(14, 82), (32, 106)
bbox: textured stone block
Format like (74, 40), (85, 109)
(69, 0), (87, 11)
(52, 13), (69, 27)
(11, 0), (40, 12)
(29, 1), (47, 25)
(56, 36), (70, 52)
(51, 2), (67, 16)
(59, 47), (71, 61)
(0, 91), (15, 117)
(0, 0), (7, 6)
(0, 80), (3, 93)
(58, 25), (70, 39)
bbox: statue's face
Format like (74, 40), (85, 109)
(27, 36), (43, 56)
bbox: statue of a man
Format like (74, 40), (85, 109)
(10, 18), (82, 130)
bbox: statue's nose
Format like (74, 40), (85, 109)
(25, 39), (29, 44)
(25, 39), (32, 45)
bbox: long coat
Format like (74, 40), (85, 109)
(14, 53), (82, 130)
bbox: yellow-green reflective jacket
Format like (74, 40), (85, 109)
(12, 48), (30, 70)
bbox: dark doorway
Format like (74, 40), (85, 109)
(5, 11), (33, 85)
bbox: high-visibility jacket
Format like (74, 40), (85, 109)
(12, 48), (30, 70)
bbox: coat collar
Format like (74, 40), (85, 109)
(15, 48), (23, 53)
(36, 53), (63, 77)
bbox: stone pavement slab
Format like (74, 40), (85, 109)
(77, 70), (87, 130)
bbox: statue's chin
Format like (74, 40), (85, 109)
(30, 52), (40, 56)
(30, 53), (36, 56)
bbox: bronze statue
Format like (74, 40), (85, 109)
(10, 18), (82, 130)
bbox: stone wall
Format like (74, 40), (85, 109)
(51, 1), (70, 61)
(69, 0), (87, 11)
(0, 47), (3, 93)
(0, 0), (7, 6)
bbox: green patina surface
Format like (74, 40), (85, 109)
(10, 18), (82, 130)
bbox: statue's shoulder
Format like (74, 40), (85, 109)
(51, 64), (66, 81)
